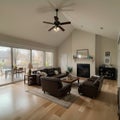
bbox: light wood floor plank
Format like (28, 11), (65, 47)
(0, 79), (118, 120)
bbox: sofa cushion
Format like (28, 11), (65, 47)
(93, 79), (100, 87)
(41, 77), (62, 89)
(54, 67), (61, 74)
(54, 70), (59, 75)
(41, 72), (47, 77)
(53, 73), (67, 78)
(83, 80), (93, 86)
(46, 68), (55, 76)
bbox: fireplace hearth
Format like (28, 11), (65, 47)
(77, 64), (90, 78)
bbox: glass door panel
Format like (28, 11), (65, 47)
(13, 48), (30, 81)
(0, 46), (12, 85)
(32, 50), (44, 69)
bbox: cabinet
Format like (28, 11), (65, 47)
(99, 66), (116, 80)
(118, 87), (120, 120)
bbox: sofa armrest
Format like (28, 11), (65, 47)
(58, 82), (71, 92)
(78, 83), (98, 98)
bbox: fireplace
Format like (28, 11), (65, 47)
(77, 64), (90, 78)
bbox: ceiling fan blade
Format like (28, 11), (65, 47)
(47, 0), (56, 9)
(43, 21), (54, 25)
(60, 21), (71, 25)
(62, 2), (75, 8)
(48, 26), (55, 31)
(58, 0), (74, 10)
(60, 8), (74, 11)
(58, 26), (65, 31)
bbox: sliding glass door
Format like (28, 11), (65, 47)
(13, 48), (30, 81)
(45, 52), (53, 67)
(0, 46), (12, 85)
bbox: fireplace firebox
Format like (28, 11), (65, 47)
(77, 64), (90, 78)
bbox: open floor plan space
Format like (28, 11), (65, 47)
(0, 80), (118, 120)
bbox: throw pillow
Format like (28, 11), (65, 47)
(41, 72), (47, 77)
(54, 70), (59, 75)
(37, 71), (41, 74)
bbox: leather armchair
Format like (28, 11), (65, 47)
(41, 77), (71, 98)
(78, 76), (104, 98)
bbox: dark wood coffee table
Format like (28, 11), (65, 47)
(61, 76), (80, 84)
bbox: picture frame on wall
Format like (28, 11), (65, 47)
(104, 51), (111, 65)
(105, 51), (110, 57)
(76, 49), (89, 58)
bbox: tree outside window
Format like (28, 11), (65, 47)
(32, 50), (44, 69)
(45, 52), (53, 67)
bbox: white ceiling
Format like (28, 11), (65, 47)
(0, 0), (120, 47)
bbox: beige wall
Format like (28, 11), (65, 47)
(58, 29), (117, 77)
(117, 43), (120, 86)
(96, 35), (117, 73)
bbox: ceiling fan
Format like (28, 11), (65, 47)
(43, 9), (71, 32)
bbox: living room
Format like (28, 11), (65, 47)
(0, 0), (119, 120)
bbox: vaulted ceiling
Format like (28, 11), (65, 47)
(0, 0), (120, 47)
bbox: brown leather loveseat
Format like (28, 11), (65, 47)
(78, 75), (104, 98)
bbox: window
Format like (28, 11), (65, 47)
(13, 48), (30, 69)
(32, 50), (44, 69)
(0, 46), (12, 84)
(45, 52), (53, 67)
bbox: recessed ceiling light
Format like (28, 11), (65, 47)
(100, 27), (103, 30)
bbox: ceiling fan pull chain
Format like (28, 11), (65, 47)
(56, 9), (58, 17)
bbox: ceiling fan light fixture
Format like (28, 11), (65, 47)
(54, 26), (60, 32)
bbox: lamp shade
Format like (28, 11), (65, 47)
(28, 63), (33, 69)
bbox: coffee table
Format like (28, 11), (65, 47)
(61, 76), (80, 84)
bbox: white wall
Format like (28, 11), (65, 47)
(58, 29), (96, 76)
(72, 30), (95, 76)
(58, 35), (72, 72)
(96, 35), (117, 74)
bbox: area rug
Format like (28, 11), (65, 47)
(26, 86), (79, 108)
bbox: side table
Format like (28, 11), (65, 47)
(24, 74), (37, 85)
(24, 74), (29, 84)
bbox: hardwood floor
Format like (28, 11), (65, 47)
(0, 79), (118, 120)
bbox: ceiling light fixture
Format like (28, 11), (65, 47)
(53, 27), (60, 32)
(43, 9), (71, 32)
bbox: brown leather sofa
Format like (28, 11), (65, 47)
(31, 67), (68, 86)
(32, 67), (67, 78)
(78, 76), (104, 98)
(41, 77), (71, 98)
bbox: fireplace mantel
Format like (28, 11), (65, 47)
(73, 56), (94, 62)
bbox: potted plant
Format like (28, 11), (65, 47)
(66, 66), (73, 75)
